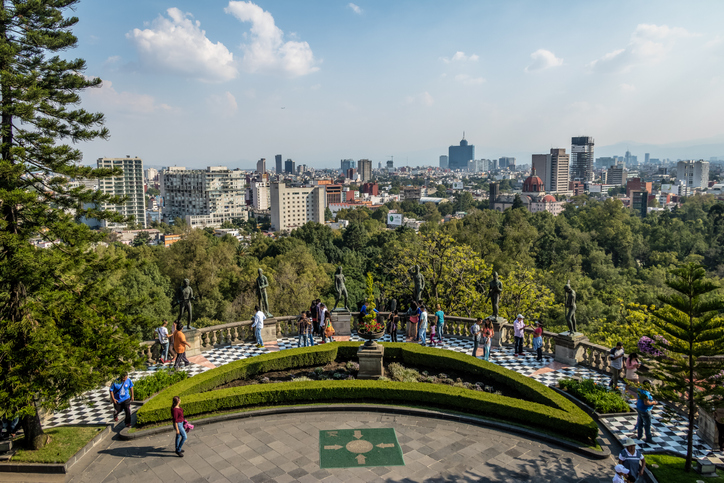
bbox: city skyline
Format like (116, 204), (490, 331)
(73, 0), (724, 169)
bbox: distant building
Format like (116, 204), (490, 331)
(490, 171), (564, 216)
(571, 136), (594, 182)
(499, 157), (516, 169)
(607, 165), (626, 186)
(275, 154), (283, 173)
(568, 181), (585, 196)
(285, 159), (295, 174)
(270, 183), (325, 232)
(256, 158), (266, 174)
(361, 182), (379, 196)
(251, 182), (270, 210)
(403, 186), (422, 202)
(439, 155), (449, 169)
(626, 178), (652, 199)
(341, 159), (355, 171)
(645, 153), (650, 165)
(345, 168), (356, 179)
(144, 167), (158, 183)
(489, 183), (499, 210)
(532, 149), (569, 194)
(386, 159), (394, 170)
(326, 184), (343, 205)
(677, 160), (709, 190)
(358, 159), (372, 181)
(631, 191), (648, 217)
(94, 156), (146, 229)
(448, 134), (475, 171)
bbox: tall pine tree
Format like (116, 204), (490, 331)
(0, 1), (141, 449)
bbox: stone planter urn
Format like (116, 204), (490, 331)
(357, 330), (385, 380)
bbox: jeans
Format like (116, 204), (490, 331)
(1, 416), (20, 436)
(610, 367), (621, 388)
(298, 333), (305, 347)
(436, 323), (444, 341)
(255, 326), (263, 346)
(514, 336), (523, 354)
(418, 324), (427, 345)
(160, 341), (169, 361)
(174, 351), (189, 370)
(473, 338), (479, 357)
(483, 341), (491, 360)
(636, 409), (652, 441)
(390, 326), (398, 342)
(175, 424), (187, 453)
(306, 333), (315, 346)
(114, 399), (132, 426)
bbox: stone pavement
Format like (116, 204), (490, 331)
(61, 411), (616, 483)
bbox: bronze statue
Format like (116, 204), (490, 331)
(333, 266), (349, 311)
(256, 268), (272, 317)
(564, 279), (577, 334)
(173, 279), (195, 329)
(413, 265), (425, 303)
(487, 272), (503, 318)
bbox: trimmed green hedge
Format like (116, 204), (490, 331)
(136, 342), (598, 442)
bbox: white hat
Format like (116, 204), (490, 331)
(517, 314), (524, 319)
(614, 464), (629, 475)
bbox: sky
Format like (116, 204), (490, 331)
(70, 0), (724, 169)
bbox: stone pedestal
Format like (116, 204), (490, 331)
(330, 311), (352, 337)
(183, 327), (202, 357)
(261, 319), (277, 343)
(489, 316), (508, 347)
(553, 332), (589, 365)
(357, 344), (385, 380)
(697, 405), (719, 449)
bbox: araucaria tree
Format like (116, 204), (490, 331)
(649, 263), (724, 472)
(0, 1), (141, 449)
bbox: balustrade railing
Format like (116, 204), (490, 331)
(577, 341), (612, 374)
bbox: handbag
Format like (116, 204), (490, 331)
(183, 420), (194, 432)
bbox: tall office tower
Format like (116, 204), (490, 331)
(549, 148), (570, 193)
(358, 159), (372, 181)
(285, 159), (295, 174)
(448, 133), (475, 170)
(492, 159), (499, 171)
(607, 165), (625, 186)
(677, 160), (710, 190)
(386, 159), (394, 170)
(256, 158), (266, 174)
(439, 155), (448, 169)
(270, 182), (325, 232)
(595, 156), (616, 170)
(499, 157), (516, 169)
(144, 167), (158, 183)
(570, 136), (594, 182)
(531, 154), (549, 191)
(160, 166), (246, 228)
(645, 153), (650, 165)
(341, 159), (353, 171)
(96, 156), (146, 228)
(275, 154), (282, 173)
(489, 183), (499, 210)
(624, 150), (632, 166)
(251, 182), (269, 210)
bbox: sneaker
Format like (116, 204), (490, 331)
(114, 415), (118, 422)
(176, 451), (184, 457)
(259, 345), (265, 348)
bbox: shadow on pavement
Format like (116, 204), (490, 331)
(98, 445), (177, 459)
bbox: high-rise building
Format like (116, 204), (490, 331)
(631, 191), (649, 217)
(160, 166), (247, 228)
(549, 148), (570, 193)
(340, 159), (355, 172)
(270, 183), (325, 232)
(448, 134), (475, 171)
(607, 165), (625, 186)
(358, 159), (372, 181)
(531, 154), (549, 191)
(645, 153), (650, 165)
(489, 183), (499, 210)
(326, 184), (343, 205)
(251, 182), (269, 210)
(144, 167), (158, 183)
(677, 160), (709, 190)
(275, 154), (282, 173)
(256, 158), (266, 174)
(96, 156), (146, 228)
(439, 155), (448, 169)
(570, 136), (594, 182)
(499, 157), (516, 169)
(386, 160), (394, 170)
(595, 156), (617, 170)
(285, 159), (295, 174)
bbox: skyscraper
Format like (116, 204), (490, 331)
(570, 136), (594, 182)
(531, 154), (549, 191)
(386, 159), (394, 170)
(275, 154), (282, 173)
(549, 148), (570, 193)
(439, 155), (448, 169)
(677, 160), (710, 190)
(644, 153), (650, 165)
(285, 159), (295, 174)
(270, 183), (325, 232)
(358, 159), (372, 181)
(448, 134), (475, 171)
(256, 158), (266, 174)
(499, 157), (516, 169)
(96, 156), (146, 228)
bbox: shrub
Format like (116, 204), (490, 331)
(559, 378), (630, 414)
(133, 369), (188, 401)
(387, 363), (421, 383)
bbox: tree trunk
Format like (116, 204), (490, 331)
(21, 401), (47, 450)
(685, 309), (694, 472)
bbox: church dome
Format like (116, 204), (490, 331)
(523, 167), (544, 193)
(542, 194), (557, 203)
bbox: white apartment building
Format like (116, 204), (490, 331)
(270, 183), (325, 232)
(252, 182), (270, 210)
(160, 166), (246, 229)
(677, 160), (709, 190)
(531, 149), (570, 194)
(96, 156), (146, 228)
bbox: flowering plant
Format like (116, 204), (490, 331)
(638, 335), (669, 357)
(360, 273), (385, 333)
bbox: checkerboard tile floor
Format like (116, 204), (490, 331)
(202, 341), (271, 366)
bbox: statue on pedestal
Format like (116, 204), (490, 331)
(256, 268), (272, 317)
(487, 272), (503, 318)
(173, 279), (195, 329)
(412, 265), (425, 304)
(564, 280), (577, 335)
(333, 266), (349, 311)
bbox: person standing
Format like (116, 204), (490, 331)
(609, 342), (625, 389)
(297, 311), (308, 348)
(252, 305), (266, 348)
(110, 373), (134, 427)
(513, 314), (526, 357)
(418, 304), (429, 346)
(156, 320), (170, 364)
(388, 310), (399, 342)
(532, 321), (544, 362)
(171, 396), (187, 457)
(433, 304), (445, 344)
(613, 464), (630, 483)
(635, 381), (657, 443)
(618, 439), (646, 482)
(173, 323), (191, 369)
(406, 302), (419, 341)
(625, 353), (641, 383)
(304, 311), (315, 347)
(310, 299), (319, 337)
(481, 318), (494, 361)
(470, 318), (481, 358)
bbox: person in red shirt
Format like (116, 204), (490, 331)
(532, 321), (544, 362)
(171, 396), (187, 457)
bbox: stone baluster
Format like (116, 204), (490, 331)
(144, 344), (153, 364)
(231, 326), (239, 343)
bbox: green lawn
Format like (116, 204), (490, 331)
(647, 454), (722, 483)
(10, 426), (105, 464)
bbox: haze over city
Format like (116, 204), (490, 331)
(73, 0), (724, 168)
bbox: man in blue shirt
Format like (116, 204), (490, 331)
(636, 381), (657, 442)
(110, 373), (134, 427)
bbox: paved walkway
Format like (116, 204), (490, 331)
(61, 412), (616, 483)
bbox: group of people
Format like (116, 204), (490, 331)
(155, 320), (192, 369)
(296, 305), (336, 347)
(613, 438), (648, 482)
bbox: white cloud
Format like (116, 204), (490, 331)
(405, 92), (434, 107)
(441, 51), (479, 63)
(348, 3), (362, 15)
(620, 83), (636, 92)
(225, 1), (318, 77)
(86, 80), (172, 114)
(208, 91), (238, 117)
(588, 24), (695, 73)
(455, 74), (485, 85)
(525, 49), (563, 72)
(127, 8), (237, 82)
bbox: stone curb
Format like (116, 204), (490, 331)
(0, 423), (113, 474)
(120, 403), (610, 459)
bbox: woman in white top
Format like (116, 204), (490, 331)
(417, 305), (428, 346)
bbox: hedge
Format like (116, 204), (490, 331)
(136, 342), (598, 442)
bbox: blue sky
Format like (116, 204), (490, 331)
(72, 1), (724, 169)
